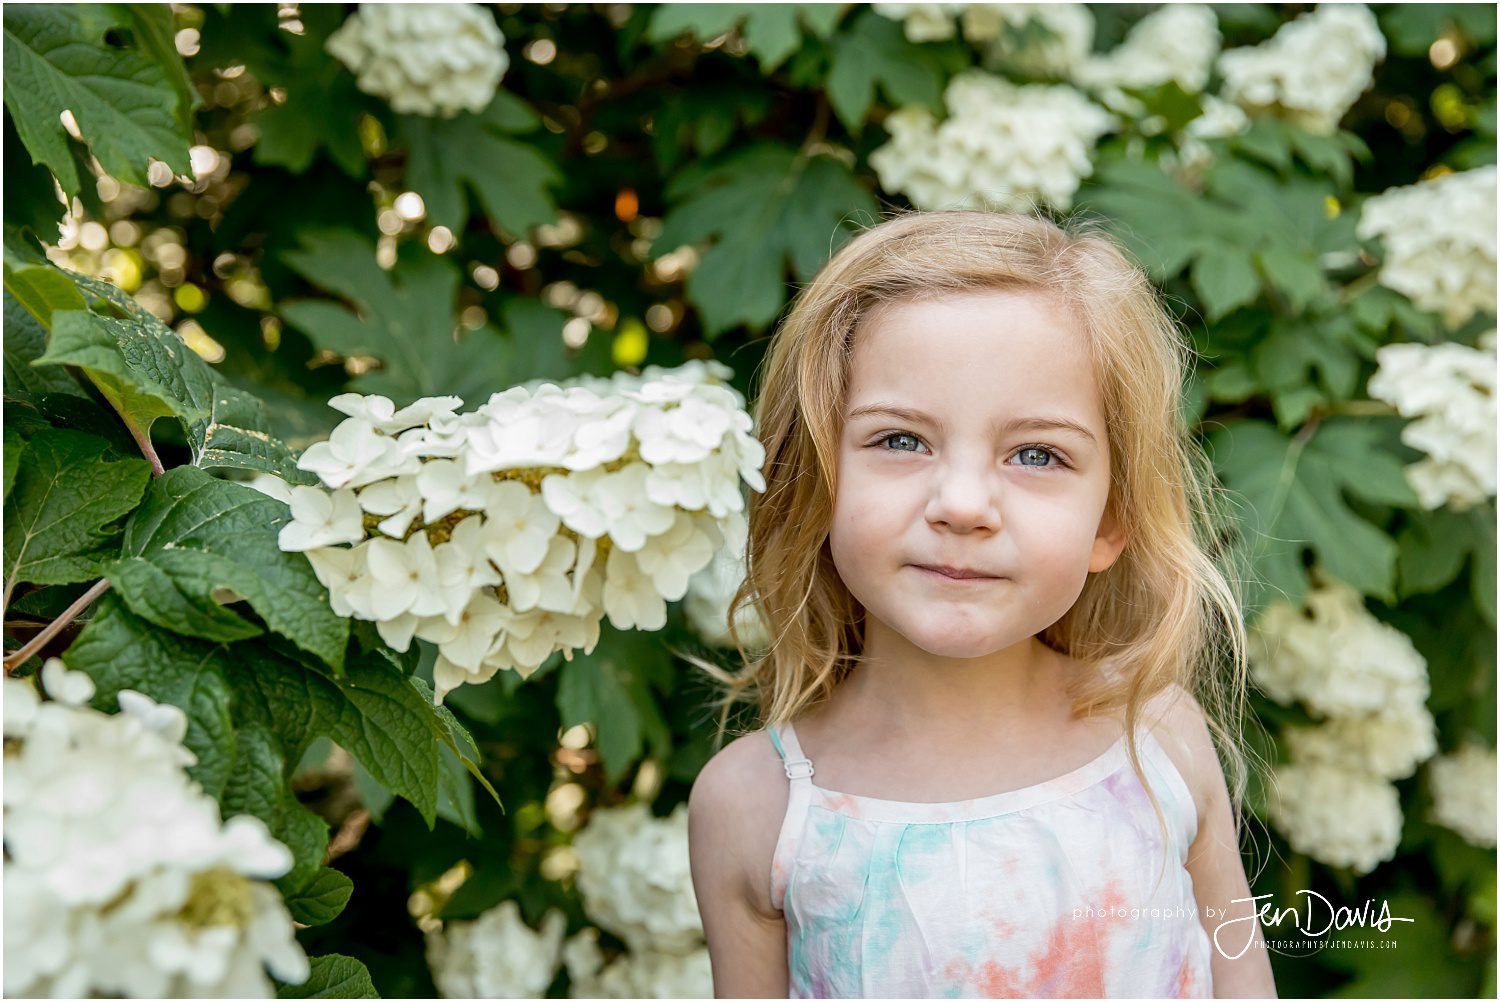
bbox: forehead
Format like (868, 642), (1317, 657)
(846, 289), (1101, 420)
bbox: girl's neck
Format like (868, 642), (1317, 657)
(825, 634), (1085, 744)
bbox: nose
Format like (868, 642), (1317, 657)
(924, 454), (999, 533)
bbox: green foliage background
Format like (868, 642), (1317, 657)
(2, 3), (1495, 997)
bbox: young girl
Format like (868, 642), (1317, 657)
(686, 209), (1277, 999)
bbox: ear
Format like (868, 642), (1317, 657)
(1088, 499), (1129, 574)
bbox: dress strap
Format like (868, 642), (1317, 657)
(768, 721), (816, 782)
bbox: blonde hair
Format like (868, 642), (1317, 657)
(685, 206), (1268, 886)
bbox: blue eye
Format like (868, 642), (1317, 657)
(876, 432), (925, 453)
(868, 432), (1069, 470)
(1014, 445), (1064, 468)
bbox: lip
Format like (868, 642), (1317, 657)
(912, 564), (1002, 582)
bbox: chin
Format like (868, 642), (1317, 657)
(897, 619), (1009, 659)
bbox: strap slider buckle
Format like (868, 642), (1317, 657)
(783, 757), (815, 781)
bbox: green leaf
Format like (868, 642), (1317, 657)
(29, 270), (313, 483)
(3, 427), (150, 588)
(1192, 245), (1260, 321)
(1254, 246), (1326, 314)
(3, 261), (86, 326)
(217, 721), (331, 893)
(122, 4), (201, 134)
(247, 7), (366, 177)
(1398, 505), (1482, 595)
(1208, 418), (1414, 615)
(232, 644), (448, 827)
(398, 93), (562, 237)
(1, 3), (191, 197)
(649, 86), (775, 174)
(653, 143), (877, 337)
(646, 4), (845, 72)
(826, 9), (945, 132)
(277, 954), (380, 999)
(63, 595), (238, 797)
(409, 673), (500, 812)
(40, 306), (196, 446)
(1082, 157), (1230, 280)
(556, 632), (672, 785)
(283, 867), (354, 926)
(280, 232), (517, 403)
(3, 427), (25, 501)
(104, 466), (348, 669)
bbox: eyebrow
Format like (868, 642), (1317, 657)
(844, 403), (1098, 445)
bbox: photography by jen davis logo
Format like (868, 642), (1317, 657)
(1213, 891), (1415, 959)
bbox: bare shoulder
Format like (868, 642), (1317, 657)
(1137, 684), (1224, 832)
(687, 727), (791, 920)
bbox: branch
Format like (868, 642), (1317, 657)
(3, 578), (111, 673)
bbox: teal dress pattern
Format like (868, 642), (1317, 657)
(767, 720), (1214, 998)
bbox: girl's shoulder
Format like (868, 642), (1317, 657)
(1135, 684), (1218, 838)
(687, 726), (791, 921)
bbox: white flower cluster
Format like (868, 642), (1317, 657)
(1074, 4), (1221, 107)
(1250, 572), (1438, 873)
(874, 2), (1094, 72)
(870, 70), (1116, 212)
(277, 360), (765, 702)
(684, 533), (772, 652)
(1426, 743), (1498, 848)
(1366, 333), (1497, 511)
(4, 662), (308, 998)
(571, 802), (703, 955)
(1217, 3), (1386, 135)
(1356, 166), (1499, 330)
(425, 899), (567, 999)
(326, 3), (508, 118)
(871, 2), (968, 43)
(562, 927), (712, 999)
(1262, 763), (1404, 876)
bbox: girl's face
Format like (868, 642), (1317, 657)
(830, 288), (1128, 660)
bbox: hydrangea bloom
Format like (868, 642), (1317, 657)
(3, 664), (307, 998)
(1251, 571), (1442, 872)
(425, 899), (567, 998)
(1267, 761), (1404, 874)
(1356, 166), (1498, 329)
(870, 70), (1116, 212)
(1427, 744), (1497, 848)
(326, 3), (508, 118)
(684, 536), (771, 652)
(1074, 4), (1221, 106)
(1280, 703), (1438, 782)
(1218, 3), (1386, 135)
(870, 2), (967, 42)
(570, 803), (702, 956)
(967, 4), (1095, 77)
(563, 927), (713, 999)
(1366, 334), (1497, 510)
(278, 360), (764, 702)
(1249, 574), (1431, 719)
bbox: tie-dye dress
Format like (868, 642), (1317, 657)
(768, 720), (1214, 998)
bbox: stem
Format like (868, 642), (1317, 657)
(126, 418), (165, 477)
(2, 578), (111, 673)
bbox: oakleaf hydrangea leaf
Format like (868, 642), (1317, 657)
(28, 267), (312, 484)
(1, 3), (191, 197)
(62, 594), (238, 798)
(3, 427), (150, 588)
(280, 231), (517, 403)
(104, 466), (348, 670)
(652, 142), (877, 337)
(1209, 418), (1417, 614)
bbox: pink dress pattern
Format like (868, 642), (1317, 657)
(768, 721), (1214, 998)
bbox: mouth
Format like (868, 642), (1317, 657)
(911, 564), (1002, 583)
